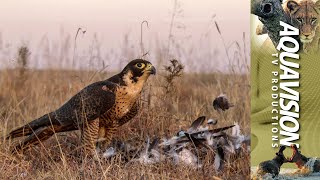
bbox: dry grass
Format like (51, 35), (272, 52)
(0, 63), (250, 179)
(0, 3), (249, 177)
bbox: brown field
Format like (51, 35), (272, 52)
(0, 64), (250, 179)
(0, 0), (250, 178)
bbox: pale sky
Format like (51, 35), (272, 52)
(0, 0), (250, 71)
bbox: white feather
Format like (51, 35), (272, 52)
(214, 152), (222, 171)
(103, 147), (116, 158)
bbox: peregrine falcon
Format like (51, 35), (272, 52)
(7, 59), (156, 155)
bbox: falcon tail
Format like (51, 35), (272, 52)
(6, 113), (59, 139)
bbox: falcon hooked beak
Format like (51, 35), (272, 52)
(147, 64), (156, 75)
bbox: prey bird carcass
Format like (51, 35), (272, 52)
(103, 116), (250, 171)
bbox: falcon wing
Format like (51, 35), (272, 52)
(53, 80), (117, 126)
(6, 80), (117, 139)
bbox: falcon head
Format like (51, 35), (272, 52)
(121, 59), (156, 85)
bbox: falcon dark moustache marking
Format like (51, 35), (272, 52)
(271, 21), (300, 148)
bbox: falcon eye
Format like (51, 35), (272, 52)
(135, 63), (145, 69)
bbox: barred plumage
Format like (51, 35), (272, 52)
(7, 59), (156, 156)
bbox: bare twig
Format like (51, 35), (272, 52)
(140, 20), (149, 57)
(72, 27), (86, 67)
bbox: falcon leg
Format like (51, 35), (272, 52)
(80, 120), (99, 156)
(96, 119), (118, 151)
